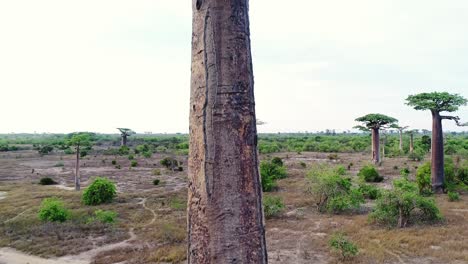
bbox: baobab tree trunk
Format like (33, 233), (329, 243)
(399, 130), (403, 151)
(188, 0), (267, 263)
(431, 111), (444, 193)
(371, 128), (380, 164)
(75, 145), (80, 191)
(121, 135), (127, 146)
(409, 133), (414, 154)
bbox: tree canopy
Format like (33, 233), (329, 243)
(117, 128), (135, 136)
(67, 133), (92, 147)
(406, 92), (467, 113)
(355, 114), (398, 130)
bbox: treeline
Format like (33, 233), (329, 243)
(1, 132), (467, 157)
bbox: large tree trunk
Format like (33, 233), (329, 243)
(409, 133), (414, 154)
(75, 145), (80, 191)
(121, 135), (127, 146)
(371, 128), (380, 164)
(188, 0), (267, 263)
(431, 111), (444, 193)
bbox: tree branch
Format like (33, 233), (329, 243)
(440, 115), (466, 126)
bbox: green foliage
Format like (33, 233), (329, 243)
(448, 191), (460, 202)
(406, 92), (467, 112)
(416, 162), (432, 195)
(369, 178), (442, 228)
(38, 145), (54, 155)
(335, 165), (347, 176)
(400, 167), (410, 178)
(355, 113), (398, 129)
(358, 183), (381, 200)
(299, 161), (307, 168)
(38, 197), (69, 222)
(329, 233), (359, 260)
(271, 157), (284, 167)
(263, 195), (285, 218)
(327, 153), (339, 160)
(152, 169), (161, 175)
(128, 154), (134, 160)
(94, 209), (117, 224)
(307, 165), (362, 213)
(358, 165), (383, 182)
(142, 151), (152, 158)
(118, 146), (130, 155)
(39, 177), (57, 185)
(111, 160), (117, 165)
(260, 160), (287, 192)
(82, 177), (117, 205)
(160, 157), (178, 169)
(153, 179), (161, 185)
(130, 160), (138, 167)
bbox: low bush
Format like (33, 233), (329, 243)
(142, 151), (152, 158)
(118, 146), (130, 155)
(263, 195), (285, 218)
(82, 177), (117, 205)
(131, 160), (138, 167)
(416, 162), (432, 195)
(358, 165), (383, 182)
(329, 232), (359, 260)
(299, 161), (307, 168)
(160, 157), (179, 170)
(260, 160), (287, 192)
(369, 178), (442, 228)
(39, 177), (57, 185)
(153, 179), (161, 185)
(128, 154), (134, 160)
(152, 169), (161, 176)
(271, 157), (284, 167)
(307, 165), (362, 213)
(448, 191), (460, 202)
(358, 183), (381, 200)
(400, 167), (410, 178)
(38, 197), (69, 222)
(111, 160), (117, 165)
(327, 153), (339, 160)
(94, 209), (117, 224)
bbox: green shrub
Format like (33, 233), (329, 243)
(263, 195), (285, 218)
(38, 198), (69, 222)
(131, 160), (138, 167)
(153, 179), (161, 185)
(327, 153), (339, 160)
(118, 146), (130, 155)
(142, 151), (152, 158)
(160, 157), (178, 169)
(128, 154), (134, 160)
(329, 233), (359, 260)
(358, 165), (383, 182)
(408, 148), (425, 161)
(152, 169), (161, 175)
(271, 157), (284, 167)
(82, 177), (117, 205)
(94, 209), (117, 223)
(416, 162), (432, 195)
(39, 177), (57, 185)
(448, 191), (460, 202)
(369, 179), (442, 228)
(111, 160), (117, 165)
(299, 161), (307, 168)
(335, 165), (347, 176)
(307, 165), (362, 213)
(260, 160), (287, 192)
(400, 167), (410, 178)
(358, 183), (381, 200)
(38, 145), (54, 155)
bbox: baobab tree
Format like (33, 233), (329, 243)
(117, 128), (135, 146)
(406, 92), (467, 193)
(391, 124), (409, 152)
(405, 129), (419, 154)
(67, 133), (91, 191)
(187, 0), (267, 263)
(355, 114), (398, 164)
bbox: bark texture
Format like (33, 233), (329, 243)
(371, 128), (380, 164)
(75, 145), (80, 191)
(431, 111), (444, 193)
(188, 0), (267, 263)
(121, 135), (127, 146)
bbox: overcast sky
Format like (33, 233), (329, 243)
(0, 0), (467, 134)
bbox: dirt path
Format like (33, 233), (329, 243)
(0, 196), (158, 264)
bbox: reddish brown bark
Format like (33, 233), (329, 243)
(371, 128), (380, 164)
(431, 111), (444, 193)
(75, 145), (80, 191)
(188, 0), (267, 263)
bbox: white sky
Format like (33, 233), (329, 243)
(0, 0), (467, 134)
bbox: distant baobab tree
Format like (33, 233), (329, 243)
(391, 124), (409, 152)
(67, 133), (91, 191)
(187, 0), (267, 263)
(117, 128), (135, 146)
(355, 114), (398, 164)
(406, 92), (467, 193)
(405, 129), (419, 154)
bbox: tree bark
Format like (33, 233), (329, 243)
(121, 135), (127, 146)
(188, 0), (267, 263)
(371, 128), (380, 164)
(75, 145), (80, 191)
(409, 133), (414, 154)
(431, 111), (444, 193)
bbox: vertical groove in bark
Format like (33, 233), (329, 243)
(188, 0), (267, 263)
(431, 111), (444, 193)
(371, 128), (380, 164)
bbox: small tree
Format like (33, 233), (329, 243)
(67, 133), (92, 191)
(117, 128), (135, 146)
(406, 92), (467, 193)
(391, 124), (409, 152)
(405, 129), (419, 154)
(355, 114), (398, 164)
